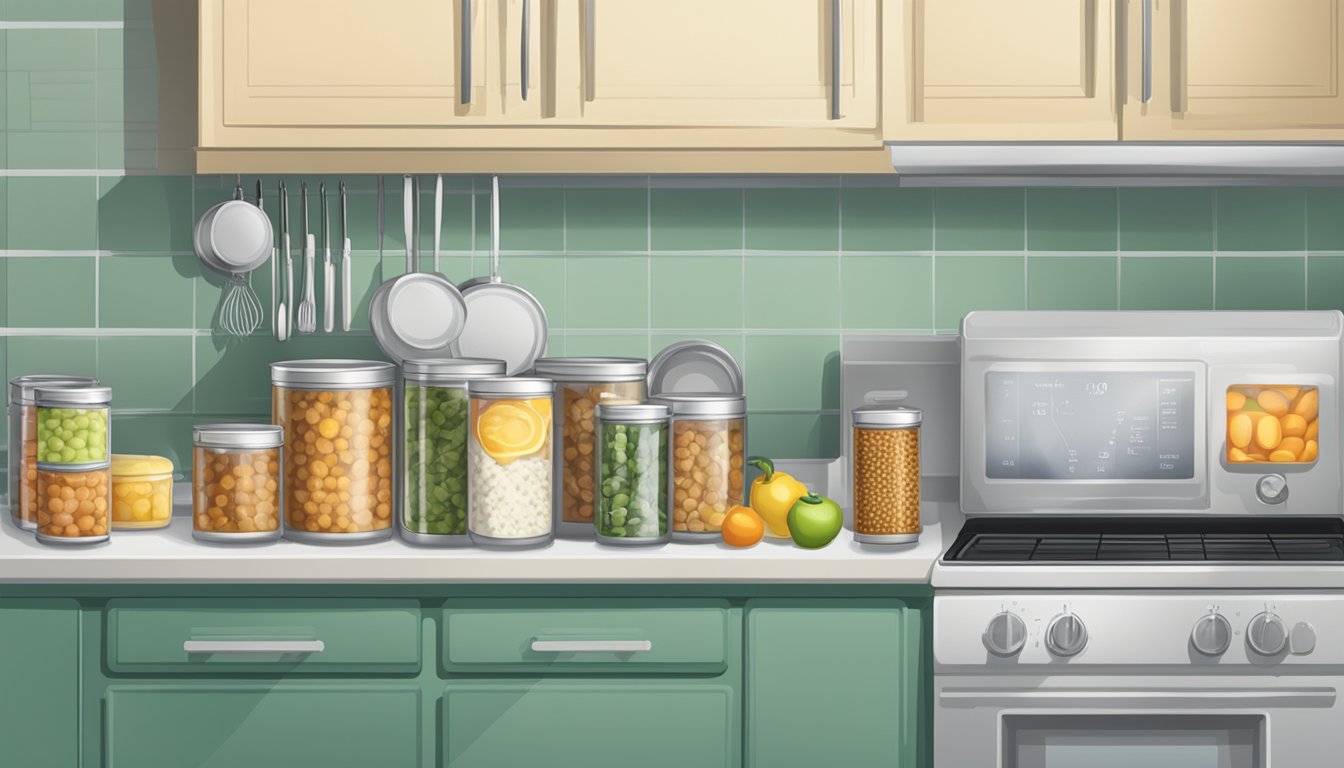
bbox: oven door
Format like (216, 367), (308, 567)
(934, 675), (1341, 768)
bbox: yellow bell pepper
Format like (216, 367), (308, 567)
(747, 456), (809, 538)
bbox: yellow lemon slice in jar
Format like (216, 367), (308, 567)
(475, 400), (547, 463)
(526, 396), (553, 424)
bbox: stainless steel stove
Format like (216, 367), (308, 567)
(933, 311), (1344, 768)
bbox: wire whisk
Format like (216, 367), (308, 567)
(218, 272), (264, 337)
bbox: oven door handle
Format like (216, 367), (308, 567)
(939, 687), (1337, 708)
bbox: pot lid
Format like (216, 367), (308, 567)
(647, 340), (743, 396)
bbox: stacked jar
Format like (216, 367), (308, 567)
(532, 358), (647, 537)
(851, 405), (922, 544)
(192, 423), (284, 542)
(653, 394), (747, 542)
(594, 403), (670, 546)
(7, 374), (98, 530)
(467, 378), (554, 547)
(32, 385), (113, 544)
(400, 358), (506, 546)
(271, 360), (396, 543)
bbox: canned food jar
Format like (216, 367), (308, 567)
(35, 464), (111, 544)
(852, 405), (922, 544)
(7, 375), (98, 530)
(653, 394), (747, 542)
(467, 378), (555, 548)
(532, 358), (647, 537)
(33, 385), (112, 469)
(110, 454), (174, 530)
(401, 358), (506, 546)
(271, 360), (396, 543)
(594, 403), (670, 546)
(193, 423), (284, 542)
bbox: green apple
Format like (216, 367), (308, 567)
(786, 493), (843, 549)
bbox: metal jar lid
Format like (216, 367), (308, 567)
(852, 405), (922, 428)
(653, 393), (747, 419)
(532, 357), (648, 382)
(270, 359), (395, 389)
(9, 375), (99, 405)
(468, 377), (554, 399)
(402, 358), (507, 384)
(34, 385), (112, 407)
(194, 423), (285, 450)
(596, 402), (670, 423)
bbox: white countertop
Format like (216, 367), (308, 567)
(0, 501), (952, 585)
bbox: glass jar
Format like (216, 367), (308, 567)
(852, 405), (922, 544)
(8, 375), (99, 530)
(33, 385), (112, 468)
(401, 358), (506, 546)
(533, 358), (647, 537)
(192, 423), (284, 542)
(35, 464), (111, 544)
(271, 360), (396, 543)
(653, 394), (747, 542)
(110, 454), (174, 530)
(467, 377), (555, 548)
(595, 403), (670, 546)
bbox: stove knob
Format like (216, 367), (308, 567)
(1256, 474), (1289, 505)
(1190, 613), (1232, 656)
(1046, 613), (1088, 657)
(1247, 612), (1288, 656)
(984, 612), (1027, 656)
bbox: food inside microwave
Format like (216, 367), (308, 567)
(1226, 385), (1319, 464)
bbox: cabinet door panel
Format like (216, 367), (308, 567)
(105, 685), (421, 768)
(1125, 0), (1344, 138)
(443, 682), (737, 768)
(746, 600), (922, 768)
(885, 0), (1118, 140)
(0, 600), (78, 768)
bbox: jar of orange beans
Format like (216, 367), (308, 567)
(192, 423), (284, 542)
(33, 385), (113, 545)
(7, 374), (98, 530)
(652, 394), (746, 542)
(271, 360), (396, 543)
(851, 405), (921, 544)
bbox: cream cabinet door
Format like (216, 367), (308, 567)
(540, 0), (878, 144)
(884, 0), (1119, 140)
(1124, 0), (1344, 139)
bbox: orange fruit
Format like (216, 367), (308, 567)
(722, 505), (765, 548)
(474, 400), (547, 464)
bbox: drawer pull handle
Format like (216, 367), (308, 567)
(530, 639), (652, 653)
(183, 640), (326, 655)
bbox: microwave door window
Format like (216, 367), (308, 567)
(1226, 385), (1319, 465)
(1005, 715), (1263, 768)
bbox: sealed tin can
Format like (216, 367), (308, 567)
(852, 405), (922, 544)
(193, 423), (285, 543)
(8, 374), (98, 530)
(594, 403), (670, 546)
(467, 377), (555, 548)
(653, 394), (746, 542)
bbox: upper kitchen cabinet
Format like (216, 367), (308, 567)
(1124, 0), (1344, 140)
(883, 0), (1120, 140)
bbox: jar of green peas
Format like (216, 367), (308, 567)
(400, 358), (506, 546)
(594, 403), (670, 546)
(33, 385), (112, 469)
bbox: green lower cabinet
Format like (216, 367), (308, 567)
(0, 599), (79, 768)
(104, 684), (422, 768)
(745, 600), (923, 768)
(442, 681), (739, 768)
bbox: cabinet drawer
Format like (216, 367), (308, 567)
(106, 599), (421, 675)
(442, 599), (730, 674)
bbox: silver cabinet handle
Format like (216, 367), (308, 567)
(940, 687), (1336, 708)
(583, 0), (595, 102)
(461, 0), (473, 105)
(521, 0), (531, 101)
(831, 0), (842, 119)
(530, 639), (653, 653)
(183, 640), (326, 655)
(1141, 0), (1152, 103)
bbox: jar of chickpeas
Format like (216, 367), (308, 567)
(192, 423), (284, 542)
(35, 465), (111, 544)
(8, 374), (98, 530)
(653, 394), (746, 542)
(271, 360), (396, 543)
(400, 358), (506, 547)
(110, 454), (174, 530)
(532, 358), (647, 538)
(851, 405), (921, 544)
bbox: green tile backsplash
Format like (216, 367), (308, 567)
(2, 6), (1344, 473)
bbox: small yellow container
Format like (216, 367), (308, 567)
(110, 454), (174, 529)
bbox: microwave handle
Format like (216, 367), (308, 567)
(939, 687), (1336, 708)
